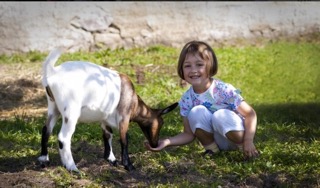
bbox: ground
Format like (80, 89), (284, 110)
(0, 63), (50, 187)
(0, 63), (47, 119)
(0, 63), (205, 188)
(1, 47), (318, 187)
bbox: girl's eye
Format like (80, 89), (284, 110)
(183, 65), (191, 68)
(197, 63), (204, 67)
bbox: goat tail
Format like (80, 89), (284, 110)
(42, 48), (62, 86)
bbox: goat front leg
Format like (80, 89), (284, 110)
(119, 120), (135, 171)
(38, 102), (59, 168)
(58, 113), (79, 172)
(101, 124), (118, 166)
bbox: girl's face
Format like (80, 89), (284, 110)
(183, 53), (211, 93)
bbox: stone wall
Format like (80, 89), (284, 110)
(0, 2), (319, 55)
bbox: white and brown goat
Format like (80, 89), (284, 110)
(38, 49), (178, 171)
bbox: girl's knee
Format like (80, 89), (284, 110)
(212, 109), (230, 126)
(211, 109), (243, 134)
(212, 108), (231, 117)
(187, 105), (212, 133)
(212, 109), (241, 125)
(188, 105), (207, 117)
(188, 105), (210, 122)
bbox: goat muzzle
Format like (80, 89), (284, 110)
(150, 142), (158, 148)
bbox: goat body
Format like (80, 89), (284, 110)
(38, 49), (178, 171)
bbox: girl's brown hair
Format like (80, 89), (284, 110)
(177, 41), (218, 80)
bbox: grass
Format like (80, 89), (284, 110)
(0, 40), (320, 187)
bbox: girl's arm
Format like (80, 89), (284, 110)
(237, 101), (259, 158)
(145, 117), (195, 151)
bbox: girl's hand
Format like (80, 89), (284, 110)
(144, 139), (169, 152)
(243, 140), (260, 159)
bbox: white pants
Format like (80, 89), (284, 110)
(187, 105), (245, 151)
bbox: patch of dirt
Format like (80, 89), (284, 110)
(0, 170), (55, 188)
(0, 63), (47, 119)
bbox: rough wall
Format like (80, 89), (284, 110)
(0, 2), (319, 54)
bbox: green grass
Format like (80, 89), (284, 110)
(0, 41), (319, 187)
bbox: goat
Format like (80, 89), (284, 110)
(38, 49), (178, 172)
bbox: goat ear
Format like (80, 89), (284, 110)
(160, 102), (179, 115)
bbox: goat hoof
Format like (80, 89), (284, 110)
(39, 161), (50, 168)
(64, 163), (79, 173)
(124, 164), (135, 171)
(71, 168), (80, 174)
(38, 155), (50, 168)
(38, 160), (50, 168)
(108, 159), (118, 167)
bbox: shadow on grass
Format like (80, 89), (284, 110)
(0, 155), (52, 173)
(255, 102), (320, 125)
(0, 139), (112, 174)
(0, 78), (46, 112)
(254, 102), (320, 143)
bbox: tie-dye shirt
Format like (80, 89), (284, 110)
(179, 78), (244, 117)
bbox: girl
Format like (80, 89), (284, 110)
(145, 41), (260, 159)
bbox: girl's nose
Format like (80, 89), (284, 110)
(191, 66), (197, 73)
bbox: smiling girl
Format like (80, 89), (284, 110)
(145, 41), (260, 159)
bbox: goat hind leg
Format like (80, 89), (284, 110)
(101, 125), (118, 166)
(38, 102), (59, 168)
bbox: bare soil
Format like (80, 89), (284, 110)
(0, 63), (47, 119)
